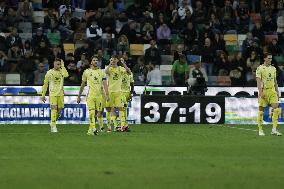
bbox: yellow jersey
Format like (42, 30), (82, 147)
(82, 68), (106, 98)
(106, 66), (127, 92)
(256, 64), (277, 90)
(121, 72), (134, 92)
(42, 66), (69, 97)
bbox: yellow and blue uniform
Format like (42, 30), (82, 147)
(42, 66), (69, 108)
(121, 72), (134, 107)
(82, 68), (106, 111)
(105, 66), (127, 108)
(256, 64), (278, 107)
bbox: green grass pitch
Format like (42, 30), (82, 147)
(0, 124), (284, 189)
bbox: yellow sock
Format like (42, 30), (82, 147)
(272, 108), (281, 129)
(257, 111), (263, 130)
(89, 110), (96, 129)
(98, 117), (103, 129)
(106, 111), (111, 127)
(124, 107), (128, 124)
(111, 115), (117, 127)
(119, 111), (126, 126)
(51, 109), (57, 127)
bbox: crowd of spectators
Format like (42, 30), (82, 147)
(0, 0), (284, 87)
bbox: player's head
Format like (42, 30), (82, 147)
(109, 55), (119, 66)
(54, 58), (62, 70)
(264, 52), (273, 65)
(90, 55), (98, 68)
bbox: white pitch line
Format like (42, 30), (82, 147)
(216, 125), (258, 132)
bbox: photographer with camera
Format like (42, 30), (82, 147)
(188, 61), (208, 95)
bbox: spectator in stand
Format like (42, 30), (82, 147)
(19, 50), (35, 84)
(198, 22), (214, 44)
(156, 23), (171, 44)
(100, 11), (116, 33)
(188, 61), (208, 91)
(180, 22), (197, 49)
(86, 19), (102, 48)
(213, 32), (226, 52)
(58, 8), (74, 35)
(0, 2), (7, 30)
(147, 64), (162, 85)
(192, 0), (206, 24)
(126, 0), (143, 21)
(4, 7), (19, 27)
(221, 0), (235, 31)
(141, 22), (155, 44)
(44, 8), (58, 32)
(117, 35), (129, 55)
(178, 0), (193, 21)
(17, 0), (33, 22)
(262, 14), (277, 33)
(156, 12), (167, 27)
(215, 51), (230, 76)
(34, 40), (52, 62)
(95, 49), (108, 69)
(122, 52), (134, 71)
(268, 39), (283, 56)
(116, 11), (129, 34)
(201, 37), (216, 76)
(251, 22), (265, 45)
(119, 20), (141, 44)
(34, 62), (47, 85)
(74, 40), (92, 62)
(230, 52), (246, 86)
(0, 50), (8, 71)
(102, 33), (116, 56)
(209, 13), (222, 32)
(277, 10), (284, 44)
(76, 53), (89, 74)
(144, 40), (161, 66)
(65, 61), (80, 85)
(246, 50), (260, 81)
(22, 40), (32, 55)
(51, 45), (65, 62)
(235, 0), (250, 32)
(6, 27), (22, 49)
(171, 54), (189, 86)
(7, 43), (21, 72)
(142, 3), (154, 23)
(151, 0), (168, 12)
(207, 3), (221, 20)
(133, 56), (148, 85)
(31, 27), (51, 49)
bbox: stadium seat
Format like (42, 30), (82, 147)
(47, 32), (61, 45)
(265, 35), (278, 44)
(18, 22), (32, 33)
(187, 55), (201, 64)
(217, 76), (231, 86)
(160, 65), (172, 85)
(161, 55), (173, 65)
(72, 8), (86, 19)
(224, 34), (238, 45)
(63, 43), (75, 55)
(73, 33), (86, 41)
(102, 33), (115, 39)
(274, 56), (284, 66)
(226, 45), (240, 53)
(0, 74), (5, 84)
(33, 11), (45, 23)
(6, 74), (21, 85)
(208, 76), (218, 85)
(237, 34), (246, 46)
(170, 34), (183, 44)
(19, 33), (33, 43)
(32, 0), (42, 10)
(130, 44), (144, 55)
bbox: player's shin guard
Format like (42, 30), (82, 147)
(98, 117), (103, 129)
(89, 110), (96, 129)
(272, 108), (281, 129)
(51, 109), (57, 127)
(119, 110), (126, 126)
(257, 111), (264, 130)
(106, 111), (111, 127)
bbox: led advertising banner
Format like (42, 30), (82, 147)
(0, 96), (141, 124)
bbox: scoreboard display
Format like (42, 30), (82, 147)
(141, 95), (225, 124)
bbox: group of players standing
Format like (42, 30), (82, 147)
(41, 55), (134, 135)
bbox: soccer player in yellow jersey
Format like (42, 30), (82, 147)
(105, 56), (131, 132)
(77, 56), (109, 135)
(120, 57), (134, 131)
(256, 52), (282, 136)
(41, 58), (69, 133)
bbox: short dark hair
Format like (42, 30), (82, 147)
(264, 52), (272, 58)
(54, 58), (61, 62)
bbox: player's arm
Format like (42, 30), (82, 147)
(256, 67), (264, 99)
(41, 72), (49, 103)
(105, 63), (111, 75)
(61, 60), (69, 78)
(77, 71), (87, 103)
(120, 58), (131, 74)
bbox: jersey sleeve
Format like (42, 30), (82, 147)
(130, 73), (134, 83)
(42, 71), (50, 97)
(255, 66), (261, 79)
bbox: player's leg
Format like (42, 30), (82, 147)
(115, 92), (125, 131)
(270, 92), (282, 136)
(87, 97), (97, 135)
(96, 98), (104, 131)
(56, 96), (64, 121)
(49, 96), (58, 132)
(110, 92), (118, 129)
(258, 95), (267, 136)
(103, 94), (112, 132)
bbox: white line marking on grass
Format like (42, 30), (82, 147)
(216, 125), (258, 132)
